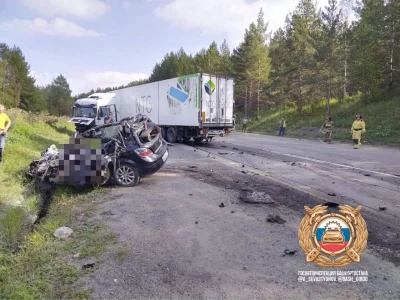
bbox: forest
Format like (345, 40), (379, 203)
(1, 0), (399, 119)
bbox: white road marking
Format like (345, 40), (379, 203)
(224, 142), (399, 178)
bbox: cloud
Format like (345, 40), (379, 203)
(154, 0), (330, 47)
(0, 17), (103, 37)
(31, 71), (150, 95)
(21, 0), (110, 20)
(121, 0), (133, 8)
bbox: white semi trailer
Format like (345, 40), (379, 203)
(69, 73), (235, 142)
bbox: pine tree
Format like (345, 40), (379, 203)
(219, 39), (233, 76)
(350, 0), (386, 103)
(47, 74), (73, 116)
(320, 0), (343, 115)
(232, 9), (271, 118)
(285, 0), (321, 113)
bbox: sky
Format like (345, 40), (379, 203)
(0, 0), (340, 95)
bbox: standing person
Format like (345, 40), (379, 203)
(242, 117), (248, 132)
(320, 116), (334, 142)
(351, 114), (366, 149)
(0, 104), (12, 164)
(278, 118), (286, 136)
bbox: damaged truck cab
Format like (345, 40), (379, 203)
(69, 93), (118, 136)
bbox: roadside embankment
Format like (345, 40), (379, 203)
(0, 109), (114, 299)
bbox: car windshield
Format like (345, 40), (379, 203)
(102, 125), (120, 138)
(73, 106), (97, 118)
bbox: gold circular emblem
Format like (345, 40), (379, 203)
(298, 204), (368, 267)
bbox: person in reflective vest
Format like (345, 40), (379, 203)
(278, 118), (286, 136)
(320, 116), (333, 142)
(351, 114), (366, 149)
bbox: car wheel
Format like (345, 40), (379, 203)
(166, 127), (177, 143)
(115, 163), (140, 187)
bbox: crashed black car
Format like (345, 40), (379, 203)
(26, 115), (169, 188)
(77, 115), (169, 187)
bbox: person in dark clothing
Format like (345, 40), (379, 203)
(242, 118), (248, 132)
(104, 111), (114, 124)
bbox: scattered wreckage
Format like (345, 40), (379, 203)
(26, 114), (169, 188)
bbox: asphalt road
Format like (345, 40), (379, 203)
(80, 133), (400, 300)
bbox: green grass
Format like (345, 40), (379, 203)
(0, 108), (116, 299)
(241, 95), (400, 146)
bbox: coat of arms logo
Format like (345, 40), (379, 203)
(298, 204), (368, 267)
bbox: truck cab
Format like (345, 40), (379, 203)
(69, 93), (118, 135)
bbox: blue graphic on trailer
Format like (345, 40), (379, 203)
(168, 82), (190, 103)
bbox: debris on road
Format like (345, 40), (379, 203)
(267, 215), (286, 224)
(218, 152), (229, 155)
(231, 211), (235, 213)
(241, 171), (247, 174)
(195, 221), (198, 224)
(188, 165), (198, 169)
(241, 188), (251, 192)
(379, 207), (387, 211)
(291, 162), (296, 166)
(233, 147), (239, 150)
(101, 210), (115, 216)
(240, 192), (274, 204)
(219, 203), (225, 208)
(364, 174), (371, 177)
(225, 186), (233, 189)
(324, 202), (339, 208)
(220, 145), (227, 148)
(54, 226), (73, 240)
(283, 249), (297, 256)
(82, 260), (96, 269)
(328, 193), (337, 197)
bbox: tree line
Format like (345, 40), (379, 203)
(1, 0), (399, 118)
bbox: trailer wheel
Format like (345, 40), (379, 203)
(166, 127), (177, 143)
(194, 137), (203, 143)
(176, 128), (183, 143)
(161, 127), (167, 140)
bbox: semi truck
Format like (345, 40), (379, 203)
(69, 73), (235, 143)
